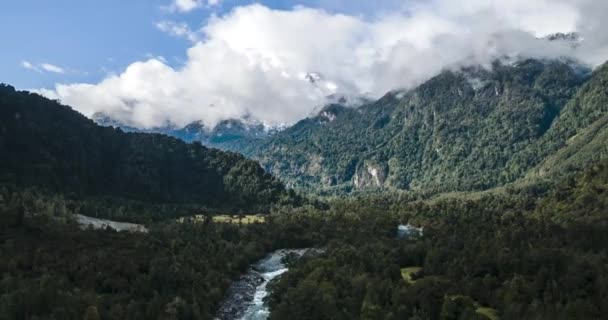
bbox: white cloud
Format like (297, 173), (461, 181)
(43, 1), (608, 129)
(22, 61), (66, 74)
(169, 0), (220, 12)
(40, 63), (65, 74)
(156, 20), (199, 42)
(21, 61), (41, 73)
(173, 0), (200, 12)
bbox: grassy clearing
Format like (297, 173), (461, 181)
(176, 215), (206, 223)
(177, 215), (266, 224)
(444, 295), (500, 320)
(476, 307), (500, 320)
(400, 267), (422, 284)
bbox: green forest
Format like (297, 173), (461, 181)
(268, 161), (608, 320)
(0, 85), (301, 222)
(1, 159), (607, 319)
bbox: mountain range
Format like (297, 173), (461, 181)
(249, 59), (608, 193)
(91, 57), (608, 197)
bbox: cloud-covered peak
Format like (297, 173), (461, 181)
(41, 1), (608, 129)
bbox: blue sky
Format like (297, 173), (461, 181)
(1, 0), (403, 89)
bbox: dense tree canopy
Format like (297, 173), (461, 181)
(267, 160), (608, 320)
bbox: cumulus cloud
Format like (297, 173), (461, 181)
(42, 0), (608, 129)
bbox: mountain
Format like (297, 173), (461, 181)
(0, 84), (298, 220)
(545, 32), (583, 48)
(250, 59), (608, 194)
(93, 113), (280, 153)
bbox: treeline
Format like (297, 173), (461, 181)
(0, 84), (300, 221)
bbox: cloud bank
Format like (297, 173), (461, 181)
(41, 0), (608, 128)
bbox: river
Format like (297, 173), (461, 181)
(215, 224), (418, 319)
(215, 249), (311, 320)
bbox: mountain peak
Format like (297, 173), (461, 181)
(304, 72), (324, 84)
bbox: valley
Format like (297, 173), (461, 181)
(96, 59), (608, 199)
(2, 56), (608, 319)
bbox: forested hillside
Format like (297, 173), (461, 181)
(0, 85), (298, 221)
(251, 59), (608, 194)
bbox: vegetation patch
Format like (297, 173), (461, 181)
(213, 215), (266, 224)
(177, 214), (267, 224)
(443, 295), (500, 320)
(400, 266), (422, 284)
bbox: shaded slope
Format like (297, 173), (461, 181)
(0, 85), (296, 216)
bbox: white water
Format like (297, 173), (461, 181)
(216, 249), (323, 320)
(397, 224), (423, 238)
(238, 250), (307, 320)
(239, 267), (289, 320)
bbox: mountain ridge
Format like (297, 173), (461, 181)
(0, 84), (299, 220)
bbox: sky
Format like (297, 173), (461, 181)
(3, 0), (608, 129)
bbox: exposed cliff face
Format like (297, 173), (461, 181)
(251, 59), (607, 194)
(354, 161), (387, 189)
